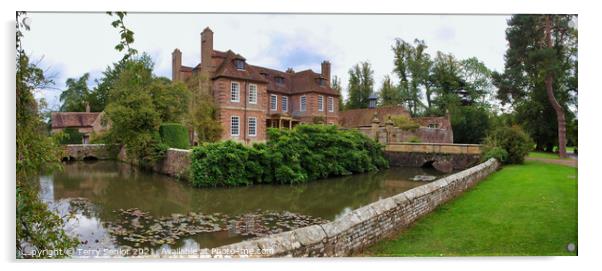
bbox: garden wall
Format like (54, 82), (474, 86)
(117, 147), (191, 180)
(195, 158), (500, 258)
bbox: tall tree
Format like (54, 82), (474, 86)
(430, 51), (464, 114)
(346, 61), (374, 109)
(378, 75), (399, 106)
(59, 73), (90, 112)
(392, 39), (432, 115)
(16, 12), (78, 258)
(459, 57), (493, 105)
(493, 15), (577, 156)
(331, 76), (344, 111)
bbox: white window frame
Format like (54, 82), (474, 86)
(318, 95), (324, 112)
(328, 96), (334, 112)
(248, 117), (257, 137)
(231, 116), (240, 136)
(300, 95), (307, 112)
(270, 94), (278, 111)
(248, 84), (257, 104)
(282, 96), (288, 112)
(231, 82), (240, 102)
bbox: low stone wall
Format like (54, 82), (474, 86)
(153, 148), (191, 179)
(117, 146), (192, 180)
(194, 158), (500, 258)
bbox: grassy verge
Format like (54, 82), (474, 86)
(365, 161), (578, 256)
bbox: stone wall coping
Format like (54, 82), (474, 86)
(204, 158), (499, 258)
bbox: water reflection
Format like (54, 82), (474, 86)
(40, 160), (447, 255)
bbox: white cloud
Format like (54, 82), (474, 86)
(21, 12), (510, 108)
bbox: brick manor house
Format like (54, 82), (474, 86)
(171, 27), (340, 143)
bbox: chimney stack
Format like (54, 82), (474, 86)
(172, 48), (182, 81)
(201, 27), (214, 74)
(85, 102), (90, 113)
(321, 60), (331, 86)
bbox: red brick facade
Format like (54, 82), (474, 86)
(172, 27), (340, 143)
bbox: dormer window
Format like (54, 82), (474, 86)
(260, 72), (269, 78)
(316, 78), (327, 86)
(274, 76), (285, 84)
(234, 59), (245, 70)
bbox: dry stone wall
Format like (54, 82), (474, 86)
(193, 158), (500, 258)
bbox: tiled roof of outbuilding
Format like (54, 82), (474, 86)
(51, 112), (101, 129)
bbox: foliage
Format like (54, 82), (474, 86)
(331, 76), (344, 111)
(103, 56), (168, 167)
(378, 75), (400, 106)
(59, 73), (91, 112)
(89, 56), (154, 112)
(390, 115), (419, 131)
(483, 125), (533, 164)
(190, 141), (256, 187)
(482, 146), (508, 163)
(492, 15), (577, 155)
(16, 12), (78, 258)
(149, 77), (190, 123)
(189, 125), (389, 187)
(346, 61), (374, 109)
(159, 123), (190, 149)
(107, 11), (137, 60)
(450, 106), (491, 144)
(391, 39), (431, 115)
(183, 73), (223, 143)
(367, 161), (577, 256)
(58, 128), (84, 144)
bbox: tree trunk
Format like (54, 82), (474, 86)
(544, 15), (567, 158)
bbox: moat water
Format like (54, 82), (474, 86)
(39, 160), (448, 256)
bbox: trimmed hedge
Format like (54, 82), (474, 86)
(159, 123), (189, 149)
(190, 124), (389, 187)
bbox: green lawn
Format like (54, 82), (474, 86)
(528, 151), (571, 160)
(365, 161), (578, 256)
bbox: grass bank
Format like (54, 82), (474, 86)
(365, 161), (577, 256)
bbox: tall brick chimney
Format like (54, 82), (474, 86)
(321, 60), (331, 86)
(171, 48), (182, 81)
(201, 27), (214, 74)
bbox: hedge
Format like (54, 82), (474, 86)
(190, 124), (389, 187)
(159, 123), (190, 149)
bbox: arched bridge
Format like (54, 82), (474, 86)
(384, 143), (482, 173)
(61, 144), (116, 161)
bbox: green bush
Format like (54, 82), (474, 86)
(483, 125), (533, 164)
(159, 123), (189, 149)
(59, 128), (84, 144)
(482, 146), (508, 162)
(189, 124), (389, 187)
(390, 115), (419, 131)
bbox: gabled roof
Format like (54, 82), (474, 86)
(51, 112), (102, 129)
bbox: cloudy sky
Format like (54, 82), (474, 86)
(21, 12), (510, 110)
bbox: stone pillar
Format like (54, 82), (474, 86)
(385, 117), (394, 144)
(371, 114), (380, 141)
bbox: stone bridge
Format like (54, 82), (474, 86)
(61, 144), (116, 161)
(384, 143), (482, 173)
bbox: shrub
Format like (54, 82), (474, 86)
(482, 146), (508, 163)
(483, 125), (533, 164)
(159, 123), (189, 149)
(390, 115), (419, 131)
(59, 128), (84, 144)
(189, 124), (389, 187)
